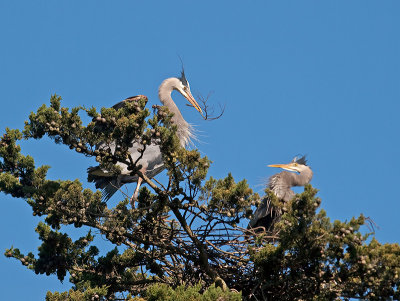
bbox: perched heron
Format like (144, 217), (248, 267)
(88, 70), (203, 201)
(248, 155), (313, 230)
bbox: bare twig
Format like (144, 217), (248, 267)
(187, 92), (225, 121)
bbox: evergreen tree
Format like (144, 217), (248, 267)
(2, 95), (400, 300)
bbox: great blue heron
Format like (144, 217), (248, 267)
(88, 70), (203, 201)
(248, 155), (313, 231)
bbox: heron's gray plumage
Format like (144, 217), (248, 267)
(88, 73), (202, 201)
(248, 155), (313, 230)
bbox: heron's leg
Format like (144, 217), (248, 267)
(130, 177), (143, 207)
(130, 165), (147, 207)
(134, 177), (143, 198)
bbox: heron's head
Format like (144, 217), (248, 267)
(159, 69), (204, 118)
(173, 70), (203, 114)
(268, 155), (309, 173)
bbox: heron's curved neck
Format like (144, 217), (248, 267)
(293, 167), (313, 186)
(158, 78), (192, 146)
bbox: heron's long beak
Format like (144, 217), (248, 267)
(268, 163), (298, 172)
(182, 89), (203, 116)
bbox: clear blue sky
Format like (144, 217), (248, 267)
(1, 1), (399, 299)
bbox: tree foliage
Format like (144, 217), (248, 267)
(2, 94), (400, 300)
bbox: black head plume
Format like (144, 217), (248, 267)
(292, 155), (308, 166)
(179, 68), (189, 87)
(177, 55), (189, 87)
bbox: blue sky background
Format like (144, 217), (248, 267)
(1, 1), (399, 299)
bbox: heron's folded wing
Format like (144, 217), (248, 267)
(112, 95), (148, 110)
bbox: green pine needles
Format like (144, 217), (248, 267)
(2, 94), (400, 300)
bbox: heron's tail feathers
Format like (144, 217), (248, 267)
(247, 197), (279, 231)
(101, 178), (121, 201)
(87, 166), (122, 201)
